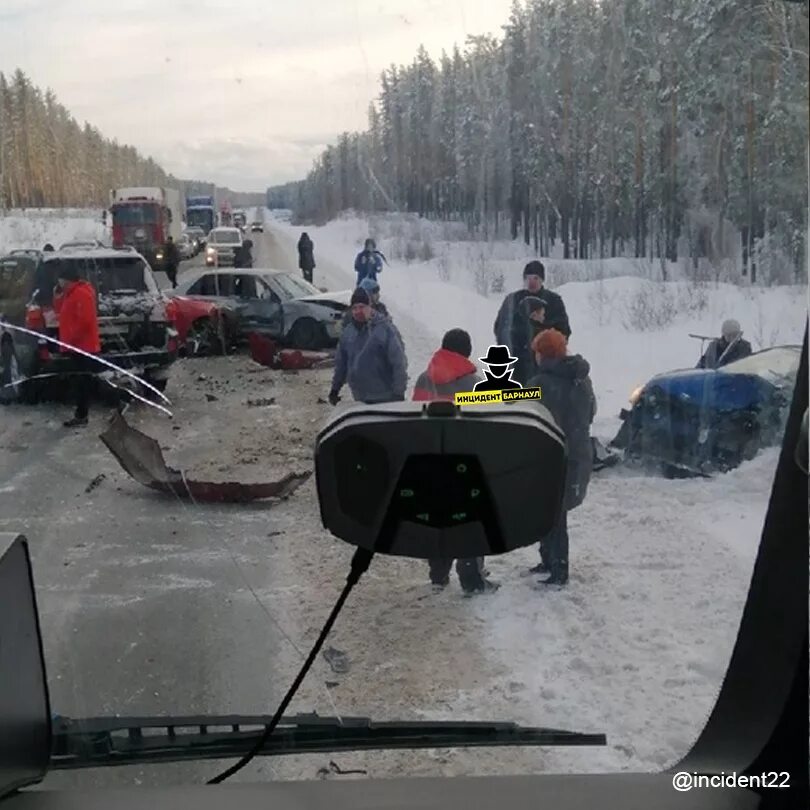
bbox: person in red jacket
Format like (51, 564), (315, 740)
(412, 329), (500, 596)
(53, 264), (101, 427)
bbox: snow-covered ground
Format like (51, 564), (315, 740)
(263, 210), (806, 773)
(0, 208), (110, 252)
(5, 206), (807, 777)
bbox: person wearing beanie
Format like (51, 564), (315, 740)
(358, 276), (390, 318)
(526, 328), (596, 587)
(493, 260), (571, 385)
(52, 263), (101, 428)
(329, 286), (408, 405)
(411, 328), (499, 596)
(697, 319), (752, 369)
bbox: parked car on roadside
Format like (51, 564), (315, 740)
(204, 227), (243, 267)
(0, 247), (178, 402)
(610, 345), (802, 476)
(169, 268), (351, 349)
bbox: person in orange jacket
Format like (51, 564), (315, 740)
(53, 265), (101, 427)
(412, 329), (500, 596)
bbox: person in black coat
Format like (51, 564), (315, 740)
(697, 319), (753, 369)
(493, 260), (571, 385)
(162, 236), (180, 288)
(527, 328), (596, 586)
(298, 232), (316, 283)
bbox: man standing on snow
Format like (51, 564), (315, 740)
(298, 232), (316, 283)
(413, 328), (500, 596)
(354, 238), (384, 286)
(494, 260), (571, 384)
(526, 328), (596, 586)
(697, 319), (752, 370)
(53, 264), (101, 428)
(329, 287), (407, 405)
(162, 236), (180, 288)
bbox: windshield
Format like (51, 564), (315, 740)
(187, 210), (213, 228)
(210, 230), (241, 245)
(111, 203), (159, 226)
(0, 0), (806, 792)
(42, 256), (152, 298)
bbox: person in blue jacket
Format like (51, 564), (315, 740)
(329, 287), (408, 405)
(354, 238), (384, 285)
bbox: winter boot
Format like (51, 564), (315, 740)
(462, 579), (501, 598)
(539, 560), (568, 587)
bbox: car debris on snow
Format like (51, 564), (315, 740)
(99, 412), (311, 503)
(84, 473), (106, 494)
(246, 397), (276, 407)
(322, 646), (350, 674)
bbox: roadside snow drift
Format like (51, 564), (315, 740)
(264, 211), (805, 773)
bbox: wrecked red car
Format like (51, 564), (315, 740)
(165, 296), (237, 357)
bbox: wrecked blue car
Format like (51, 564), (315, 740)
(609, 345), (802, 476)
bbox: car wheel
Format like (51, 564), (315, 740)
(187, 318), (225, 356)
(287, 318), (324, 350)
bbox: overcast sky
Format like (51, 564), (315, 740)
(1, 0), (514, 192)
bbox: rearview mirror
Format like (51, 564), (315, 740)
(319, 286), (328, 293)
(315, 401), (566, 559)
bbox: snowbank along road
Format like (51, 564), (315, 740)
(0, 217), (775, 786)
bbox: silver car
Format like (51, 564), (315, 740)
(204, 227), (243, 267)
(170, 268), (351, 349)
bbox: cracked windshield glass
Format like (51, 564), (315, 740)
(0, 0), (807, 787)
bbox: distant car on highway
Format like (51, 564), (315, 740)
(205, 227), (243, 267)
(184, 226), (206, 252)
(177, 233), (195, 260)
(169, 268), (351, 349)
(250, 221), (264, 233)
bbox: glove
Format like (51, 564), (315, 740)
(328, 390), (341, 406)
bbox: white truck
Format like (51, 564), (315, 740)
(109, 186), (183, 272)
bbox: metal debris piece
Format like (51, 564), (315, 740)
(328, 761), (367, 776)
(99, 412), (311, 503)
(322, 646), (350, 674)
(85, 474), (106, 494)
(246, 397), (276, 407)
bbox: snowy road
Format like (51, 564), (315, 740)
(0, 221), (772, 788)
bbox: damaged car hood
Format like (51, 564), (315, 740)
(297, 289), (352, 307)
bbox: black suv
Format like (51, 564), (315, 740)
(0, 247), (178, 402)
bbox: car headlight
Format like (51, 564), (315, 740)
(206, 246), (216, 254)
(155, 252), (164, 260)
(629, 385), (644, 405)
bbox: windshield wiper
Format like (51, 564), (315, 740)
(50, 712), (606, 770)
